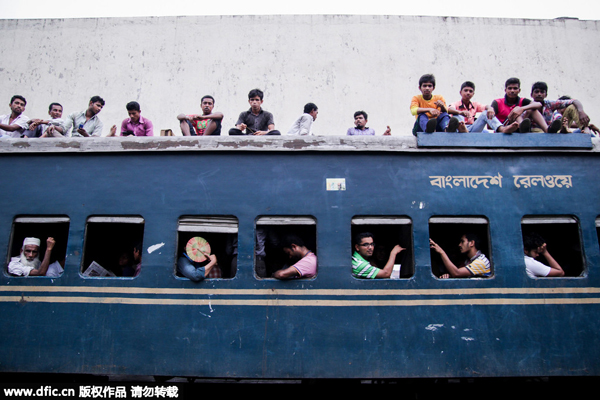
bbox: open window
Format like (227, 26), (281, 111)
(81, 216), (144, 278)
(428, 216), (492, 278)
(176, 216), (238, 279)
(255, 216), (317, 279)
(6, 216), (70, 278)
(351, 216), (414, 278)
(522, 215), (584, 277)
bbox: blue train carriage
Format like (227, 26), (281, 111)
(0, 132), (599, 381)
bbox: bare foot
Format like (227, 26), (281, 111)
(458, 121), (468, 133)
(560, 117), (570, 133)
(498, 121), (519, 134)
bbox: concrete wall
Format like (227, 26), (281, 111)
(0, 15), (598, 136)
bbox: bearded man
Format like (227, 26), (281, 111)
(7, 237), (62, 277)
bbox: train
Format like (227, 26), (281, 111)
(0, 132), (599, 382)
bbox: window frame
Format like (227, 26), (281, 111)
(428, 215), (493, 279)
(521, 215), (584, 278)
(6, 215), (71, 278)
(175, 215), (239, 280)
(81, 215), (145, 278)
(351, 215), (414, 279)
(254, 215), (317, 279)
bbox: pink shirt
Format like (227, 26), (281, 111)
(292, 252), (317, 278)
(121, 115), (154, 136)
(450, 100), (486, 125)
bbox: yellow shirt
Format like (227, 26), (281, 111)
(410, 94), (447, 118)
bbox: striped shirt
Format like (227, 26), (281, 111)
(352, 251), (380, 279)
(463, 251), (491, 277)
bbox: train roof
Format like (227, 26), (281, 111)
(0, 133), (597, 154)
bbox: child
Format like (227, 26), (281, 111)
(410, 74), (450, 133)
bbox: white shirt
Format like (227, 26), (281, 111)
(524, 255), (551, 278)
(62, 111), (103, 137)
(24, 118), (65, 137)
(46, 261), (64, 277)
(42, 118), (65, 129)
(0, 113), (30, 138)
(7, 257), (34, 276)
(7, 258), (63, 277)
(287, 113), (314, 136)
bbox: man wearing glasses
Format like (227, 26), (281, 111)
(352, 232), (405, 279)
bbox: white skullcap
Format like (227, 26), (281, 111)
(22, 237), (41, 247)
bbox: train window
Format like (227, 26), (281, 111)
(255, 216), (317, 279)
(428, 216), (493, 279)
(351, 216), (414, 279)
(6, 216), (70, 278)
(521, 216), (584, 277)
(175, 216), (238, 279)
(81, 216), (144, 278)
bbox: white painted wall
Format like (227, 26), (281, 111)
(0, 15), (598, 136)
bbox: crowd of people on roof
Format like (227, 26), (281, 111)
(1, 76), (597, 139)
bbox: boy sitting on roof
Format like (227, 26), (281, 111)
(529, 82), (590, 133)
(410, 74), (450, 133)
(489, 77), (544, 134)
(447, 81), (518, 134)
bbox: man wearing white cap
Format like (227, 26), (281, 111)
(7, 237), (62, 277)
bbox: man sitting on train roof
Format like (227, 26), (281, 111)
(529, 82), (591, 133)
(489, 78), (544, 134)
(272, 234), (317, 279)
(177, 95), (223, 136)
(352, 232), (405, 279)
(108, 101), (154, 137)
(0, 95), (29, 138)
(61, 95), (105, 137)
(346, 110), (391, 136)
(22, 102), (65, 138)
(7, 237), (63, 277)
(287, 103), (318, 136)
(429, 234), (490, 278)
(447, 81), (518, 134)
(229, 89), (280, 136)
(410, 74), (450, 133)
(523, 232), (564, 278)
(555, 96), (599, 135)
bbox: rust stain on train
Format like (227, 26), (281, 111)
(11, 141), (30, 148)
(55, 141), (81, 149)
(121, 140), (199, 150)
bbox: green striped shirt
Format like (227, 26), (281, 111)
(352, 251), (380, 279)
